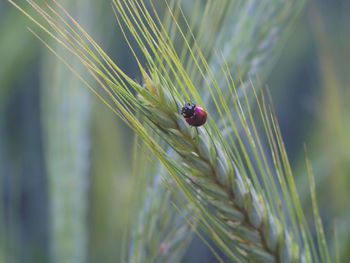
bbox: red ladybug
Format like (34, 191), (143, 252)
(181, 102), (207, 127)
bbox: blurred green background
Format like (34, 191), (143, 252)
(0, 0), (349, 262)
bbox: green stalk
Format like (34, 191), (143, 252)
(40, 1), (95, 262)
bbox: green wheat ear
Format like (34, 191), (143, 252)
(10, 0), (332, 262)
(124, 137), (195, 263)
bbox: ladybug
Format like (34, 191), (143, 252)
(181, 102), (207, 127)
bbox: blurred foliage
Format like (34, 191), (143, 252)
(268, 0), (350, 260)
(0, 0), (349, 262)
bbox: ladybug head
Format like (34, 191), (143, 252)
(181, 102), (196, 118)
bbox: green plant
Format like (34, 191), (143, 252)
(10, 0), (333, 262)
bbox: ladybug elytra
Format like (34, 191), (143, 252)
(181, 102), (207, 127)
